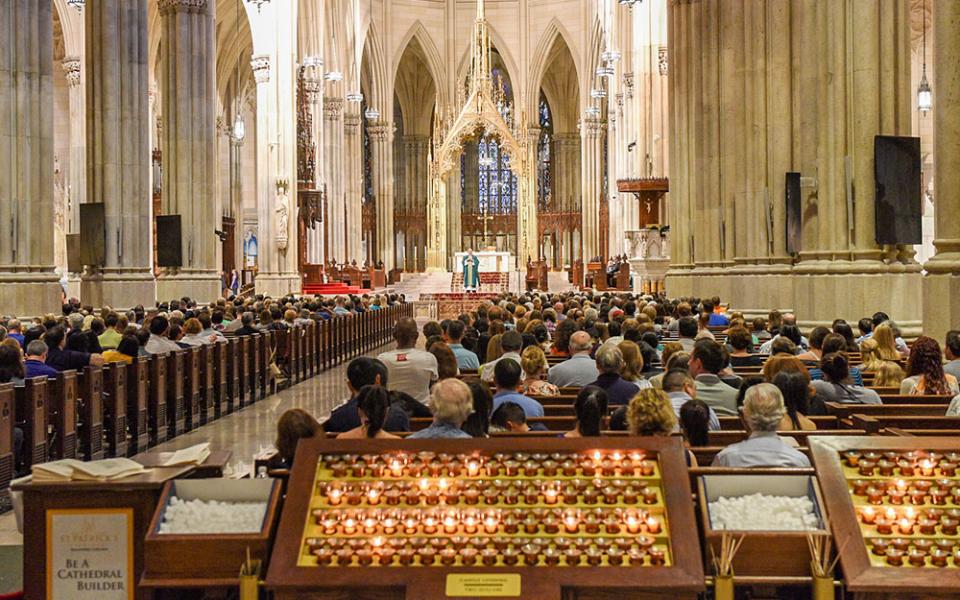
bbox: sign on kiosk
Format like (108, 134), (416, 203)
(46, 508), (134, 600)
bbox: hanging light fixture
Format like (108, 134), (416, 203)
(364, 107), (380, 120)
(324, 71), (343, 82)
(346, 91), (364, 103)
(601, 50), (621, 63)
(67, 0), (84, 12)
(618, 0), (641, 6)
(917, 0), (932, 114)
(230, 0), (245, 142)
(596, 65), (615, 78)
(585, 106), (601, 118)
(590, 88), (607, 99)
(246, 0), (270, 13)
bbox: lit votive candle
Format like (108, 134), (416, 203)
(870, 538), (890, 556)
(457, 547), (476, 566)
(420, 546), (437, 566)
(321, 517), (338, 535)
(543, 515), (559, 534)
(648, 546), (666, 566)
(640, 461), (656, 476)
(888, 489), (906, 506)
(920, 459), (935, 477)
(502, 547), (520, 566)
(643, 488), (659, 505)
(898, 461), (915, 476)
(867, 487), (884, 505)
(504, 488), (520, 505)
(483, 514), (499, 534)
(622, 488), (639, 505)
(583, 489), (600, 505)
(952, 547), (960, 567)
(908, 548), (927, 567)
(645, 516), (662, 534)
(544, 487), (559, 505)
(931, 489), (949, 506)
(314, 546), (334, 565)
(859, 461), (877, 476)
(523, 514), (540, 534)
(919, 517), (938, 535)
(931, 547), (949, 567)
(465, 460), (481, 478)
(898, 518), (914, 535)
(844, 451), (862, 467)
(875, 518), (893, 535)
(878, 460), (895, 476)
(584, 513), (601, 534)
(504, 461), (520, 476)
(462, 488), (480, 505)
(443, 515), (458, 534)
(565, 547), (582, 566)
(356, 548), (373, 566)
(330, 462), (348, 477)
(628, 548), (647, 566)
(861, 507), (878, 524)
(542, 546), (561, 566)
(439, 547), (457, 566)
(522, 544), (541, 566)
(327, 488), (344, 505)
(562, 460), (578, 476)
(335, 548), (354, 566)
(342, 517), (357, 535)
(503, 515), (520, 534)
(604, 515), (621, 535)
(887, 548), (903, 567)
(422, 516), (438, 534)
(564, 512), (580, 534)
(481, 548), (499, 566)
(366, 488), (381, 505)
(910, 490), (928, 506)
(607, 547), (624, 566)
(626, 515), (641, 533)
(941, 518), (959, 536)
(542, 460), (558, 477)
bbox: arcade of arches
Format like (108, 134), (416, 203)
(2, 0), (959, 333)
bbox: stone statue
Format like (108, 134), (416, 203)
(275, 187), (289, 251)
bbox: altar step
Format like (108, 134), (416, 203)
(451, 272), (509, 293)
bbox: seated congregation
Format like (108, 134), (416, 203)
(273, 292), (960, 471)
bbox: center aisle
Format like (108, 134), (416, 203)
(134, 340), (397, 472)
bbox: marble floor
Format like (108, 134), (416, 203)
(0, 340), (398, 552)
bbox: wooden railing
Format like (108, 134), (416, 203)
(1, 302), (413, 494)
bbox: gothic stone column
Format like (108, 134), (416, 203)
(156, 0), (220, 302)
(62, 57), (85, 235)
(0, 0), (62, 315)
(323, 96), (345, 263)
(82, 0), (156, 308)
(580, 117), (603, 262)
(923, 0), (960, 334)
(343, 110), (362, 262)
(368, 120), (395, 269)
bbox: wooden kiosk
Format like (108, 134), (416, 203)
(811, 436), (960, 599)
(266, 437), (704, 600)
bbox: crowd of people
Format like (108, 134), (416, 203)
(277, 291), (960, 470)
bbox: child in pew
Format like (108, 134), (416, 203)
(488, 402), (548, 433)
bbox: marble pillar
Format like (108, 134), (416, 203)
(922, 0), (960, 334)
(580, 117), (603, 262)
(62, 57), (85, 236)
(0, 0), (62, 315)
(323, 97), (345, 264)
(156, 0), (220, 302)
(367, 120), (395, 270)
(81, 0), (156, 308)
(343, 110), (362, 262)
(303, 73), (324, 265)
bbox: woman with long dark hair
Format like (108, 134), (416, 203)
(811, 353), (881, 404)
(461, 380), (493, 438)
(679, 399), (710, 447)
(337, 385), (400, 439)
(772, 370), (816, 430)
(564, 386), (608, 438)
(902, 336), (959, 396)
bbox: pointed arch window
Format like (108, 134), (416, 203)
(478, 135), (517, 214)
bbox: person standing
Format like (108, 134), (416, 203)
(463, 249), (480, 292)
(230, 269), (240, 296)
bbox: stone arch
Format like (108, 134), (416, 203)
(526, 18), (580, 118)
(392, 21), (447, 109)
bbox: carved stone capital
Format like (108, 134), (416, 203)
(580, 117), (604, 137)
(302, 76), (322, 104)
(251, 54), (271, 84)
(658, 47), (668, 76)
(323, 97), (344, 120)
(366, 122), (393, 142)
(62, 57), (81, 87)
(157, 0), (209, 16)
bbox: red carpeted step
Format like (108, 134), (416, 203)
(302, 283), (370, 295)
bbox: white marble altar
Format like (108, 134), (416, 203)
(454, 251), (514, 273)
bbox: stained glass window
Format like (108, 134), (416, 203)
(477, 135), (516, 214)
(537, 94), (553, 210)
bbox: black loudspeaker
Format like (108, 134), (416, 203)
(79, 203), (106, 266)
(156, 215), (183, 267)
(785, 172), (802, 255)
(875, 135), (922, 245)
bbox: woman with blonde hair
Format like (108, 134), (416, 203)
(873, 361), (906, 388)
(626, 388), (677, 437)
(618, 341), (652, 389)
(859, 338), (885, 372)
(873, 324), (903, 361)
(520, 345), (560, 396)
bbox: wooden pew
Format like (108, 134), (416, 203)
(260, 330), (273, 396)
(879, 394), (954, 405)
(166, 351), (186, 437)
(825, 402), (948, 420)
(101, 363), (128, 458)
(126, 358), (150, 452)
(147, 353), (168, 445)
(287, 327), (300, 384)
(707, 429), (866, 446)
(216, 339), (236, 415)
(715, 415), (839, 430)
(77, 367), (104, 461)
(199, 344), (215, 424)
(183, 346), (201, 430)
(851, 414), (960, 435)
(249, 334), (262, 403)
(0, 384), (13, 491)
(47, 371), (78, 460)
(235, 336), (250, 407)
(15, 378), (47, 470)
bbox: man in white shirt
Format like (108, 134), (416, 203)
(547, 331), (599, 387)
(480, 330), (524, 383)
(713, 384), (810, 468)
(144, 315), (182, 355)
(378, 317), (438, 403)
